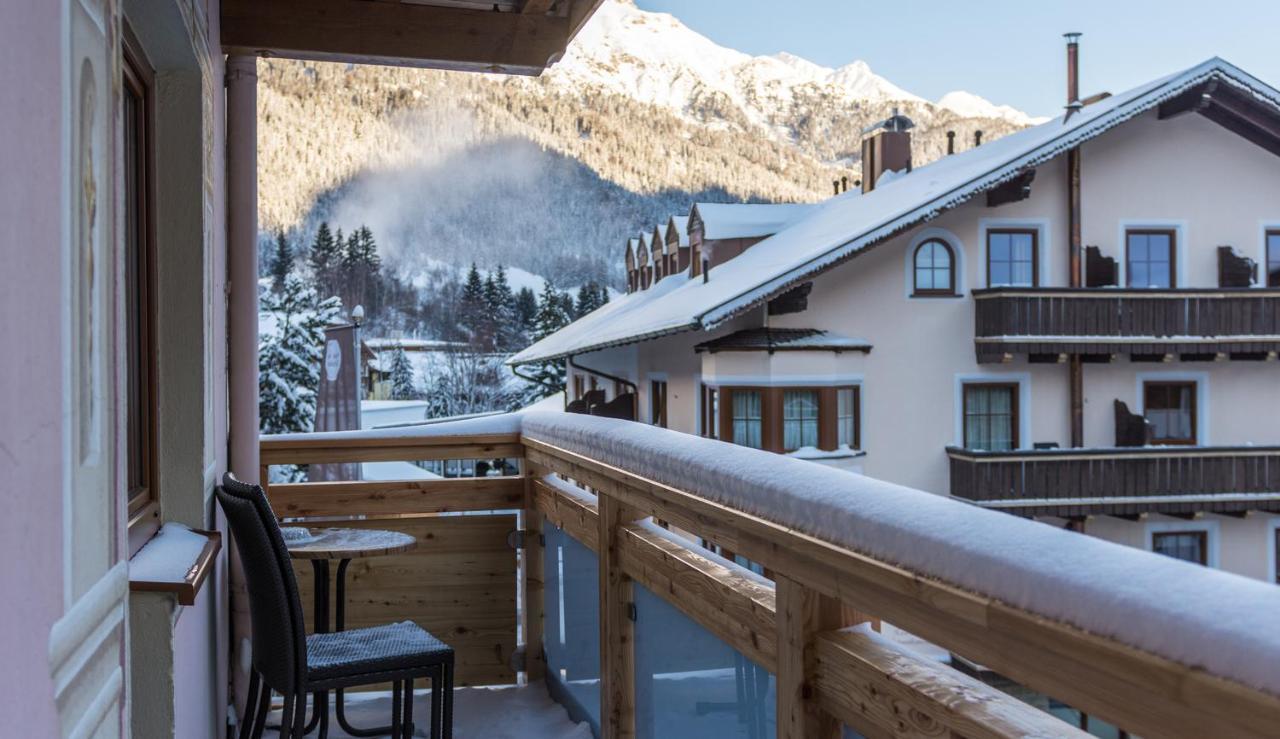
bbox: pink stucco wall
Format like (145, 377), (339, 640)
(0, 1), (68, 735)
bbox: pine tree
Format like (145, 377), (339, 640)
(575, 280), (610, 319)
(459, 263), (486, 340)
(483, 265), (516, 349)
(526, 280), (571, 398)
(270, 232), (293, 294)
(258, 275), (343, 440)
(308, 222), (341, 299)
(388, 343), (418, 400)
(513, 286), (538, 344)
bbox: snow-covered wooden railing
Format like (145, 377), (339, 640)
(259, 416), (527, 685)
(263, 411), (1280, 738)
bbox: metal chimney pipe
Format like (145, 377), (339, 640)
(841, 175), (848, 192)
(946, 130), (955, 155)
(973, 130), (983, 147)
(1065, 32), (1083, 118)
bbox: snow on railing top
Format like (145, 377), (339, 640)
(260, 409), (1280, 696)
(516, 411), (1280, 697)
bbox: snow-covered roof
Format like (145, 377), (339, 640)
(691, 202), (819, 240)
(511, 59), (1280, 366)
(636, 232), (652, 265)
(667, 215), (690, 247)
(625, 237), (638, 266)
(652, 225), (667, 255)
(694, 327), (871, 353)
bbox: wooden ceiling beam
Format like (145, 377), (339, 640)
(222, 0), (579, 75)
(520, 0), (558, 14)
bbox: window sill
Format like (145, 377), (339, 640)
(910, 292), (962, 299)
(128, 523), (221, 606)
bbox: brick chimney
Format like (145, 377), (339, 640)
(860, 108), (914, 193)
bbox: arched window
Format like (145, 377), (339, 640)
(913, 239), (956, 296)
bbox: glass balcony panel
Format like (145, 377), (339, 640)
(633, 583), (775, 739)
(543, 520), (601, 730)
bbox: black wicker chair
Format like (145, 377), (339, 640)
(218, 473), (454, 739)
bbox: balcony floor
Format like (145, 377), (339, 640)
(262, 682), (591, 739)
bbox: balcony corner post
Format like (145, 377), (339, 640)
(598, 493), (639, 738)
(521, 474), (547, 682)
(776, 575), (842, 739)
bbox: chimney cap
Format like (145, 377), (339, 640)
(1064, 32), (1082, 42)
(862, 106), (915, 136)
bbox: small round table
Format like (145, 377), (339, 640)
(283, 526), (417, 738)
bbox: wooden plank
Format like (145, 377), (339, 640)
(598, 494), (639, 739)
(530, 475), (600, 552)
(267, 476), (524, 517)
(522, 477), (547, 681)
(776, 575), (842, 739)
(291, 514), (518, 687)
(523, 436), (1280, 739)
(221, 0), (574, 75)
(261, 441), (523, 466)
(616, 522), (777, 671)
(813, 630), (1088, 739)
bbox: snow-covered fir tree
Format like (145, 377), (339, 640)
(523, 280), (572, 400)
(258, 275), (343, 438)
(308, 221), (342, 299)
(388, 343), (419, 400)
(270, 232), (293, 294)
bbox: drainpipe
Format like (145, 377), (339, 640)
(226, 54), (258, 726)
(1065, 34), (1085, 448)
(227, 55), (259, 481)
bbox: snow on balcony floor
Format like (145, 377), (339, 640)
(261, 682), (591, 739)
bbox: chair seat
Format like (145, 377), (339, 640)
(307, 621), (452, 682)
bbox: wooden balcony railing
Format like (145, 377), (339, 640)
(948, 445), (1280, 517)
(261, 416), (1280, 739)
(973, 287), (1280, 361)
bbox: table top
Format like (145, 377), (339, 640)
(281, 527), (417, 560)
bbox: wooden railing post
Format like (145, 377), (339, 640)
(776, 574), (842, 739)
(599, 493), (640, 739)
(522, 475), (546, 681)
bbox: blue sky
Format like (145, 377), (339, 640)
(635, 0), (1280, 117)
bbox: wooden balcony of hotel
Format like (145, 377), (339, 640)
(973, 286), (1280, 362)
(255, 412), (1280, 738)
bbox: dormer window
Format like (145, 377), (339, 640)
(913, 239), (956, 296)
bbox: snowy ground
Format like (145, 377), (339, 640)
(261, 683), (591, 739)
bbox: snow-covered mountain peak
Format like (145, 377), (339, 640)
(547, 0), (1036, 133)
(937, 90), (1048, 125)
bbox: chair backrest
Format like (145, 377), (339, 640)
(216, 473), (307, 694)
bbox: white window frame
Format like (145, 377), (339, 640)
(978, 218), (1051, 288)
(1134, 371), (1209, 446)
(953, 372), (1031, 451)
(1145, 518), (1220, 568)
(646, 371), (668, 426)
(904, 227), (966, 300)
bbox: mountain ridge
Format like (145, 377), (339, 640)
(257, 0), (1036, 288)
